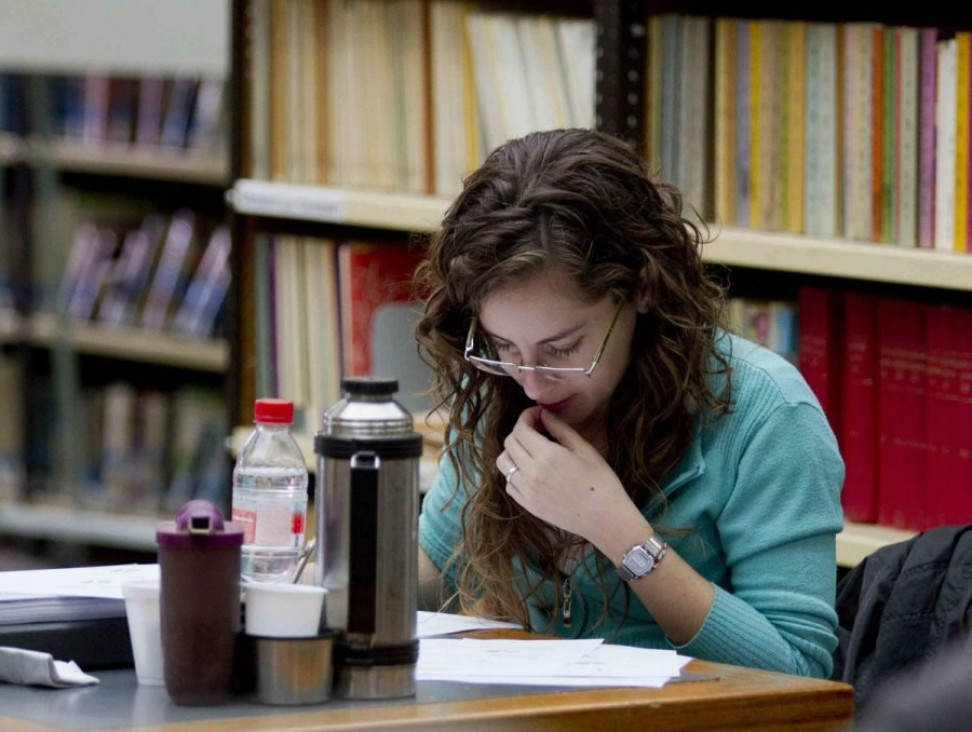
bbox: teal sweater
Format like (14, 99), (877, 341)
(419, 333), (845, 678)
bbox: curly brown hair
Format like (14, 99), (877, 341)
(414, 129), (731, 629)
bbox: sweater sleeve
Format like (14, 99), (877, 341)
(675, 401), (845, 678)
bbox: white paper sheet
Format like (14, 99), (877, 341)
(417, 637), (693, 688)
(417, 610), (522, 637)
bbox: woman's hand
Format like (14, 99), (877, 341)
(497, 406), (648, 551)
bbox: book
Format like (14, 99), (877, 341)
(97, 213), (166, 328)
(555, 17), (596, 129)
(0, 351), (25, 501)
(301, 237), (342, 419)
(62, 224), (118, 321)
(159, 77), (198, 150)
(134, 77), (167, 148)
(81, 74), (110, 144)
(955, 33), (971, 253)
(106, 77), (138, 145)
(185, 78), (225, 153)
(139, 210), (198, 330)
(805, 23), (839, 237)
(875, 298), (927, 530)
(917, 28), (939, 248)
(870, 25), (885, 243)
(658, 14), (681, 186)
(171, 225), (232, 338)
(924, 304), (959, 528)
(733, 19), (751, 226)
(896, 27), (920, 248)
(247, 0), (272, 178)
(431, 1), (476, 196)
(797, 287), (844, 439)
(338, 241), (425, 377)
(934, 38), (957, 252)
(96, 381), (138, 508)
(782, 20), (806, 234)
(165, 386), (227, 512)
(840, 291), (879, 523)
(713, 18), (735, 226)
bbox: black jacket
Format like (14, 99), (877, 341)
(832, 523), (972, 711)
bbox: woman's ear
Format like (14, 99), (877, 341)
(636, 266), (652, 313)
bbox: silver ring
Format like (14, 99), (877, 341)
(504, 465), (519, 482)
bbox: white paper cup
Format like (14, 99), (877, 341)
(121, 579), (164, 686)
(245, 583), (326, 638)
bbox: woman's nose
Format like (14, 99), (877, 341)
(515, 368), (553, 401)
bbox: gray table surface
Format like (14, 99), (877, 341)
(0, 667), (710, 730)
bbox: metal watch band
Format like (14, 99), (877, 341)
(616, 534), (668, 582)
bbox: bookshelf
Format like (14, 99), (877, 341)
(229, 180), (972, 294)
(34, 139), (229, 186)
(0, 0), (234, 557)
(228, 1), (971, 567)
(25, 313), (229, 373)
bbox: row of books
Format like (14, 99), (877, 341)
(726, 297), (799, 365)
(56, 209), (231, 339)
(6, 380), (228, 515)
(247, 0), (594, 196)
(0, 72), (226, 155)
(662, 16), (972, 252)
(798, 287), (972, 531)
(254, 236), (429, 429)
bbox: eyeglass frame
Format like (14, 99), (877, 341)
(463, 299), (625, 379)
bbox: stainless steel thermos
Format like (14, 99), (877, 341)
(314, 377), (423, 699)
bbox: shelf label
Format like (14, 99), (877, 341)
(230, 179), (346, 222)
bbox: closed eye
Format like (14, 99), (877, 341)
(546, 342), (581, 360)
(489, 338), (517, 357)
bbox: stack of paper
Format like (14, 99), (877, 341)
(418, 637), (693, 688)
(0, 564), (158, 624)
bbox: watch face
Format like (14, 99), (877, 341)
(626, 547), (655, 574)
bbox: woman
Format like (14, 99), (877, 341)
(414, 128), (844, 678)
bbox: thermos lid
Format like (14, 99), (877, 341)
(156, 500), (244, 548)
(322, 376), (415, 438)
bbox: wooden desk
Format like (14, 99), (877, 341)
(0, 657), (852, 732)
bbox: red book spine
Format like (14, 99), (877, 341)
(957, 308), (972, 523)
(925, 304), (955, 528)
(876, 298), (928, 530)
(797, 286), (843, 441)
(841, 292), (879, 523)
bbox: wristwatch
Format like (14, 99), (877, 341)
(616, 534), (668, 581)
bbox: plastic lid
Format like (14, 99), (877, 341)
(156, 499), (244, 548)
(254, 398), (294, 424)
(340, 377), (399, 396)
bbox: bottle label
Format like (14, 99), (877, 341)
(231, 500), (306, 546)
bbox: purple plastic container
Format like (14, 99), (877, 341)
(157, 500), (244, 705)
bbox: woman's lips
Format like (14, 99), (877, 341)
(539, 397), (571, 413)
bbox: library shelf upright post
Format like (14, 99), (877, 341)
(0, 0), (235, 560)
(226, 0), (971, 568)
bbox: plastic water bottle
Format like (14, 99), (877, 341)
(231, 398), (309, 583)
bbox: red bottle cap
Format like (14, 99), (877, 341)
(254, 398), (294, 424)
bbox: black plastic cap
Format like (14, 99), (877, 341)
(340, 376), (399, 395)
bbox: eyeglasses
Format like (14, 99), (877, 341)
(463, 300), (625, 382)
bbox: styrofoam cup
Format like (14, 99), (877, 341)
(121, 579), (164, 686)
(245, 583), (326, 638)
